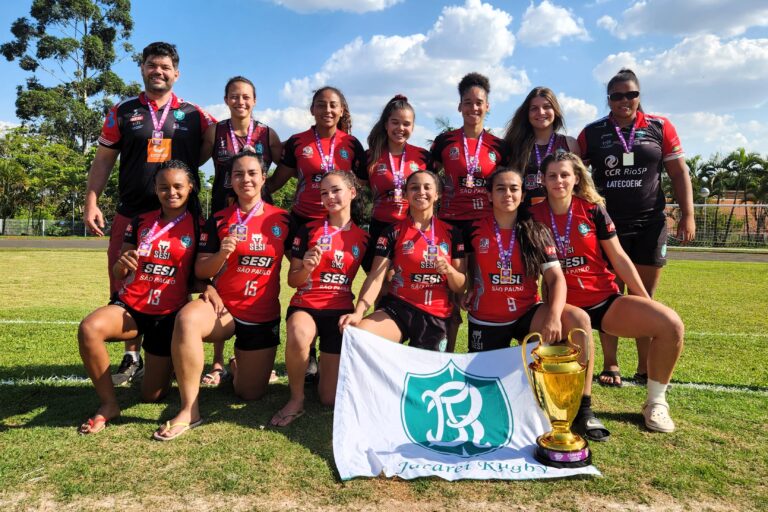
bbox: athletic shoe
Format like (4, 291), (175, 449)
(111, 354), (144, 386)
(305, 351), (318, 384)
(642, 401), (675, 433)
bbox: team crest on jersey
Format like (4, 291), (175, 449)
(376, 163), (388, 174)
(449, 147), (460, 160)
(488, 151), (497, 162)
(173, 110), (185, 121)
(302, 146), (314, 158)
(272, 225), (282, 237)
(331, 250), (345, 270)
(352, 245), (360, 259)
(140, 227), (150, 239)
(181, 235), (192, 248)
(154, 240), (171, 259)
(409, 162), (419, 172)
(635, 130), (646, 139)
(479, 238), (490, 253)
(402, 240), (414, 255)
(578, 223), (590, 236)
(249, 233), (266, 251)
(439, 241), (449, 255)
(255, 142), (264, 154)
(340, 148), (349, 160)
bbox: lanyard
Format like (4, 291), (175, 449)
(388, 148), (407, 187)
(548, 202), (573, 258)
(235, 200), (263, 226)
(610, 118), (636, 153)
(228, 118), (255, 153)
(323, 219), (351, 239)
(534, 133), (556, 170)
(147, 96), (173, 138)
(414, 216), (436, 247)
(493, 218), (517, 267)
(313, 127), (336, 172)
(462, 130), (484, 176)
(141, 211), (187, 245)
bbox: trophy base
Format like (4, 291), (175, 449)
(533, 444), (592, 468)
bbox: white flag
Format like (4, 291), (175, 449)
(333, 326), (601, 481)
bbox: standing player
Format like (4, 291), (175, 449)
(340, 171), (466, 351)
(578, 69), (694, 387)
(531, 152), (684, 433)
(78, 160), (203, 434)
(270, 171), (369, 427)
(363, 94), (431, 273)
(153, 152), (291, 441)
(462, 167), (608, 441)
(267, 86), (366, 381)
(200, 76), (283, 386)
(430, 72), (510, 352)
(503, 87), (579, 206)
(83, 42), (215, 386)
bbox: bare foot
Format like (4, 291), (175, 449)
(78, 403), (120, 435)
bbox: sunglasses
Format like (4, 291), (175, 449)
(608, 91), (640, 101)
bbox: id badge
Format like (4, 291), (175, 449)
(500, 268), (513, 285)
(146, 138), (171, 163)
(317, 235), (332, 252)
(426, 244), (438, 262)
(465, 173), (475, 189)
(393, 187), (403, 202)
(137, 242), (152, 257)
(230, 224), (247, 242)
(622, 152), (634, 166)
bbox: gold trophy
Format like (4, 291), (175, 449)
(521, 328), (592, 467)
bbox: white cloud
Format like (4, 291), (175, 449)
(557, 93), (598, 134)
(204, 103), (313, 141)
(0, 120), (20, 136)
(598, 0), (768, 38)
(517, 1), (589, 46)
(593, 35), (768, 113)
(269, 0), (402, 13)
(672, 112), (768, 158)
(276, 0), (530, 146)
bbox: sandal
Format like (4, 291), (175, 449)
(269, 409), (305, 428)
(152, 418), (204, 442)
(201, 367), (230, 387)
(633, 372), (648, 386)
(598, 370), (623, 387)
(78, 414), (110, 435)
(573, 409), (611, 442)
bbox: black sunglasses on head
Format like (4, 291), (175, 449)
(608, 91), (640, 101)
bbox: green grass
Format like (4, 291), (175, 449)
(1, 250), (767, 510)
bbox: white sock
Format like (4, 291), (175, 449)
(647, 379), (668, 405)
(125, 351), (140, 363)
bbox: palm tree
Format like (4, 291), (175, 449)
(720, 148), (765, 242)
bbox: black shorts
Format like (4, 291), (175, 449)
(467, 303), (542, 352)
(108, 297), (177, 357)
(288, 210), (315, 244)
(583, 294), (622, 333)
(377, 295), (448, 352)
(233, 317), (281, 351)
(362, 217), (392, 273)
(615, 218), (667, 267)
(440, 218), (472, 325)
(286, 306), (351, 355)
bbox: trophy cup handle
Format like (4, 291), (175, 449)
(521, 331), (542, 406)
(567, 327), (590, 368)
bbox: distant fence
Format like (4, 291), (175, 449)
(2, 204), (767, 249)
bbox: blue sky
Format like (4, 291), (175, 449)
(2, 0), (768, 174)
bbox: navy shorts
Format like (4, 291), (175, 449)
(286, 306), (351, 355)
(233, 317), (281, 351)
(362, 217), (392, 273)
(109, 297), (177, 357)
(377, 295), (448, 352)
(467, 303), (543, 352)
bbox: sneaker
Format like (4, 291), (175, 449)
(304, 352), (318, 384)
(111, 354), (144, 386)
(642, 401), (675, 433)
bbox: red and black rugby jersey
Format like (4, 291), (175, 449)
(367, 144), (432, 223)
(522, 133), (571, 205)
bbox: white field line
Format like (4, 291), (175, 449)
(2, 319), (768, 339)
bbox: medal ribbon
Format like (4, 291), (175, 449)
(462, 130), (484, 177)
(548, 202), (573, 258)
(313, 127), (336, 172)
(147, 95), (173, 137)
(610, 117), (636, 154)
(228, 118), (255, 153)
(534, 133), (556, 170)
(388, 148), (407, 193)
(322, 219), (352, 240)
(234, 200), (263, 228)
(414, 216), (436, 248)
(493, 218), (517, 268)
(141, 211), (188, 246)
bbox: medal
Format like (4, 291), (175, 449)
(147, 95), (172, 146)
(389, 148), (407, 204)
(500, 267), (513, 285)
(317, 219), (351, 252)
(137, 242), (152, 257)
(231, 200), (263, 243)
(393, 187), (403, 202)
(465, 173), (475, 188)
(623, 152), (635, 166)
(415, 217), (437, 262)
(611, 117), (637, 168)
(228, 118), (255, 154)
(426, 244), (438, 262)
(493, 218), (517, 282)
(462, 129), (484, 189)
(152, 130), (164, 141)
(313, 127), (336, 173)
(548, 201), (574, 258)
(317, 235), (332, 252)
(137, 211), (188, 259)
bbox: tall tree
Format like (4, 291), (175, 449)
(1, 0), (139, 153)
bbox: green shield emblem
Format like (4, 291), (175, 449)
(401, 361), (513, 457)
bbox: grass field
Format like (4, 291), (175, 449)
(1, 249), (767, 511)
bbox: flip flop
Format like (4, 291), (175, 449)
(152, 418), (204, 442)
(268, 370), (279, 384)
(598, 370), (623, 387)
(269, 409), (305, 428)
(573, 410), (611, 442)
(201, 367), (230, 387)
(78, 414), (109, 435)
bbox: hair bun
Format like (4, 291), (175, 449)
(391, 94), (408, 103)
